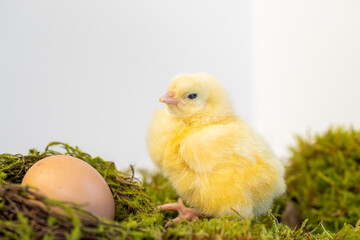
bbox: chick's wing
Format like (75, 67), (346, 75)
(179, 120), (258, 173)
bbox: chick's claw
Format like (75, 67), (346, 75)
(157, 198), (201, 227)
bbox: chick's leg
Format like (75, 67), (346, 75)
(157, 198), (201, 227)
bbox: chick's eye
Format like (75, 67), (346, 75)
(187, 93), (198, 100)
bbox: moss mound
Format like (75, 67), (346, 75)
(0, 142), (162, 239)
(286, 126), (360, 232)
(0, 142), (155, 222)
(1, 139), (360, 239)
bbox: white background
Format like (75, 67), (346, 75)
(252, 0), (360, 161)
(1, 1), (359, 169)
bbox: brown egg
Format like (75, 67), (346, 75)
(21, 155), (115, 219)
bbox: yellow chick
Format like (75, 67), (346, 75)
(147, 73), (286, 226)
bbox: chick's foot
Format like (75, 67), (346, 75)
(157, 198), (201, 227)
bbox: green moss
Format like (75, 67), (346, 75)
(139, 170), (178, 205)
(0, 142), (155, 222)
(2, 138), (360, 239)
(286, 126), (360, 232)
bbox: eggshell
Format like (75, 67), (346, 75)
(21, 155), (115, 219)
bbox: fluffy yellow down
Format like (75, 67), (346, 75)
(147, 73), (286, 218)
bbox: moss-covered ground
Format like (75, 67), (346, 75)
(1, 127), (360, 239)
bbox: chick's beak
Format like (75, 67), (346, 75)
(159, 91), (179, 106)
